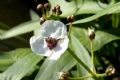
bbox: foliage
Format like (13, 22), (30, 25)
(0, 0), (120, 80)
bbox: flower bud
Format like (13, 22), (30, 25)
(105, 66), (115, 76)
(52, 5), (62, 15)
(55, 5), (60, 10)
(67, 15), (74, 23)
(44, 3), (50, 9)
(52, 7), (56, 13)
(40, 17), (46, 24)
(36, 4), (43, 10)
(88, 28), (95, 40)
(56, 9), (62, 15)
(58, 71), (68, 80)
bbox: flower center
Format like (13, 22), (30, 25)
(45, 37), (59, 50)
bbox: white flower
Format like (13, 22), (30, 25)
(30, 20), (69, 60)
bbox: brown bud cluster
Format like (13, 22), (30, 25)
(67, 15), (74, 23)
(52, 5), (62, 15)
(88, 28), (95, 40)
(58, 71), (68, 80)
(105, 66), (116, 76)
(44, 3), (50, 10)
(36, 3), (50, 10)
(36, 4), (44, 10)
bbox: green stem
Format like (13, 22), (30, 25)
(42, 9), (47, 19)
(90, 40), (94, 71)
(68, 48), (97, 77)
(69, 73), (107, 80)
(55, 13), (60, 20)
(68, 23), (72, 37)
(96, 73), (107, 78)
(45, 10), (50, 18)
(69, 75), (92, 80)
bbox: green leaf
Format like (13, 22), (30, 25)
(0, 22), (10, 30)
(73, 27), (120, 51)
(34, 51), (77, 80)
(73, 2), (120, 24)
(70, 34), (94, 80)
(112, 13), (120, 28)
(49, 0), (107, 17)
(30, 10), (39, 21)
(1, 52), (43, 80)
(0, 48), (34, 71)
(0, 29), (5, 34)
(0, 20), (40, 39)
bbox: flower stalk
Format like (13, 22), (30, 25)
(90, 40), (94, 71)
(69, 73), (107, 80)
(88, 28), (95, 72)
(68, 23), (72, 37)
(67, 15), (74, 37)
(68, 48), (97, 77)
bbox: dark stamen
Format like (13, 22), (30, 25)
(45, 37), (60, 50)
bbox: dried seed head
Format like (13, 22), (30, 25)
(40, 17), (46, 24)
(44, 3), (50, 9)
(36, 4), (44, 10)
(88, 28), (95, 40)
(67, 15), (74, 23)
(58, 71), (68, 80)
(105, 66), (116, 76)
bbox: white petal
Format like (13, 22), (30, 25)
(30, 36), (52, 56)
(49, 36), (69, 60)
(40, 20), (67, 38)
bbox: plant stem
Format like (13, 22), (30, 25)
(69, 75), (92, 80)
(69, 73), (107, 80)
(42, 9), (47, 19)
(68, 48), (97, 77)
(90, 40), (94, 71)
(68, 23), (72, 37)
(96, 73), (107, 78)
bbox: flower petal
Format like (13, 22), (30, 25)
(40, 20), (67, 38)
(30, 36), (52, 56)
(49, 36), (69, 60)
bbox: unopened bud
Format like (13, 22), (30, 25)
(55, 5), (60, 10)
(56, 10), (62, 15)
(36, 4), (43, 10)
(58, 71), (68, 80)
(88, 28), (95, 40)
(52, 5), (62, 15)
(52, 7), (56, 13)
(44, 3), (50, 9)
(105, 66), (115, 76)
(40, 17), (46, 24)
(67, 15), (74, 23)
